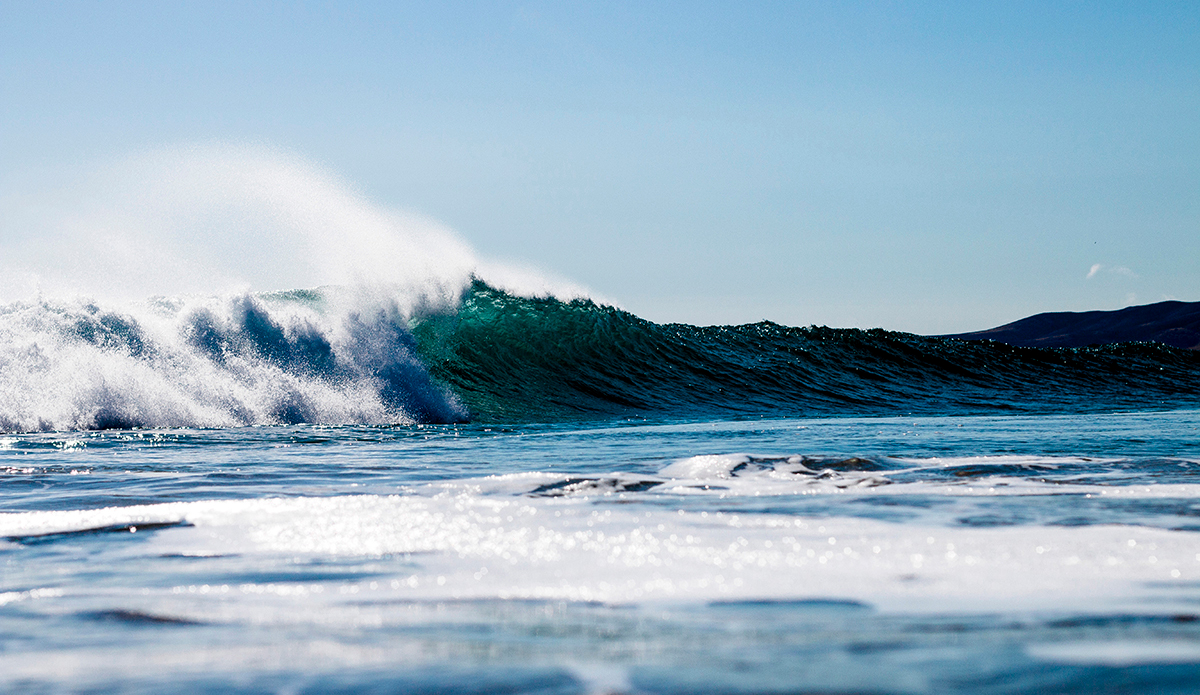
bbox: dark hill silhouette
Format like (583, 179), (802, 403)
(943, 300), (1200, 350)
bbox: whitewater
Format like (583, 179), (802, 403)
(2, 146), (1200, 694)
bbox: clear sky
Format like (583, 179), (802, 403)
(1, 1), (1197, 333)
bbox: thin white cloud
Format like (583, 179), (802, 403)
(1086, 264), (1138, 280)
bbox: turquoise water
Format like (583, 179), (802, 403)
(3, 410), (1200, 693)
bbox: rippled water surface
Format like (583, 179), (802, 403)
(3, 410), (1200, 693)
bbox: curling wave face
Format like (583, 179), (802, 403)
(411, 281), (1200, 422)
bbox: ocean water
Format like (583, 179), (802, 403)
(2, 281), (1200, 694)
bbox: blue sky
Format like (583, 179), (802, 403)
(1, 1), (1197, 333)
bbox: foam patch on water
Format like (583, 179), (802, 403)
(659, 454), (756, 478)
(657, 454), (891, 490)
(648, 453), (1200, 497)
(3, 493), (1198, 614)
(1028, 640), (1200, 666)
(886, 454), (1109, 468)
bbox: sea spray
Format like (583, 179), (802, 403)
(0, 143), (480, 304)
(2, 143), (596, 307)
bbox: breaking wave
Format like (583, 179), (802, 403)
(2, 144), (1198, 432)
(3, 280), (1200, 433)
(0, 288), (468, 432)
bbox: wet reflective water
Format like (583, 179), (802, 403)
(3, 411), (1200, 693)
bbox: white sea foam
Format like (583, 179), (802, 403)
(1028, 640), (1200, 666)
(2, 491), (1197, 615)
(439, 458), (1200, 502)
(649, 453), (1200, 497)
(0, 289), (466, 432)
(658, 453), (755, 478)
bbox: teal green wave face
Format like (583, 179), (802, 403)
(410, 281), (1200, 424)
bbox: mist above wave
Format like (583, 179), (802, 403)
(0, 142), (592, 308)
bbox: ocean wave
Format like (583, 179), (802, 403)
(411, 280), (1200, 422)
(2, 280), (1199, 433)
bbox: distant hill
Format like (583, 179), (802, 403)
(943, 300), (1200, 350)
